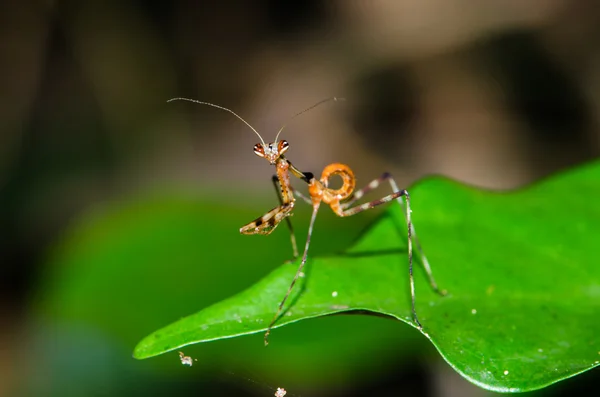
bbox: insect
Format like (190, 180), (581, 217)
(168, 97), (445, 346)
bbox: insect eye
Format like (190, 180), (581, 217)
(254, 144), (265, 157)
(278, 140), (289, 154)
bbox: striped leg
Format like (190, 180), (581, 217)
(342, 173), (445, 296)
(240, 203), (294, 236)
(341, 187), (421, 327)
(339, 173), (445, 328)
(265, 202), (322, 345)
(387, 176), (446, 296)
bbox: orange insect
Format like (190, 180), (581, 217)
(168, 97), (445, 345)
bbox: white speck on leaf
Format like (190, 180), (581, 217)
(331, 291), (338, 297)
(504, 370), (509, 375)
(471, 309), (477, 314)
(275, 387), (286, 397)
(179, 352), (196, 366)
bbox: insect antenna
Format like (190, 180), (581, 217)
(274, 97), (346, 142)
(167, 97), (266, 146)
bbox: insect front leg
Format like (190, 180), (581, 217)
(240, 203), (294, 236)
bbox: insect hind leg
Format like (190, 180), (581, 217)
(337, 173), (445, 329)
(387, 175), (446, 296)
(342, 172), (446, 296)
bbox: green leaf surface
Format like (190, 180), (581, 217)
(134, 161), (600, 393)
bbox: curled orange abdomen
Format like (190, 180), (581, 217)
(320, 163), (356, 202)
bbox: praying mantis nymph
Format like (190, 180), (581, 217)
(168, 97), (446, 346)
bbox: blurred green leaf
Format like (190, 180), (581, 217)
(134, 161), (600, 393)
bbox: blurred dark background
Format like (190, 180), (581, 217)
(1, 1), (599, 396)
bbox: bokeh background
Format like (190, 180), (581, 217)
(2, 1), (600, 396)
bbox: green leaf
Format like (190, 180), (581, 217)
(134, 160), (600, 393)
